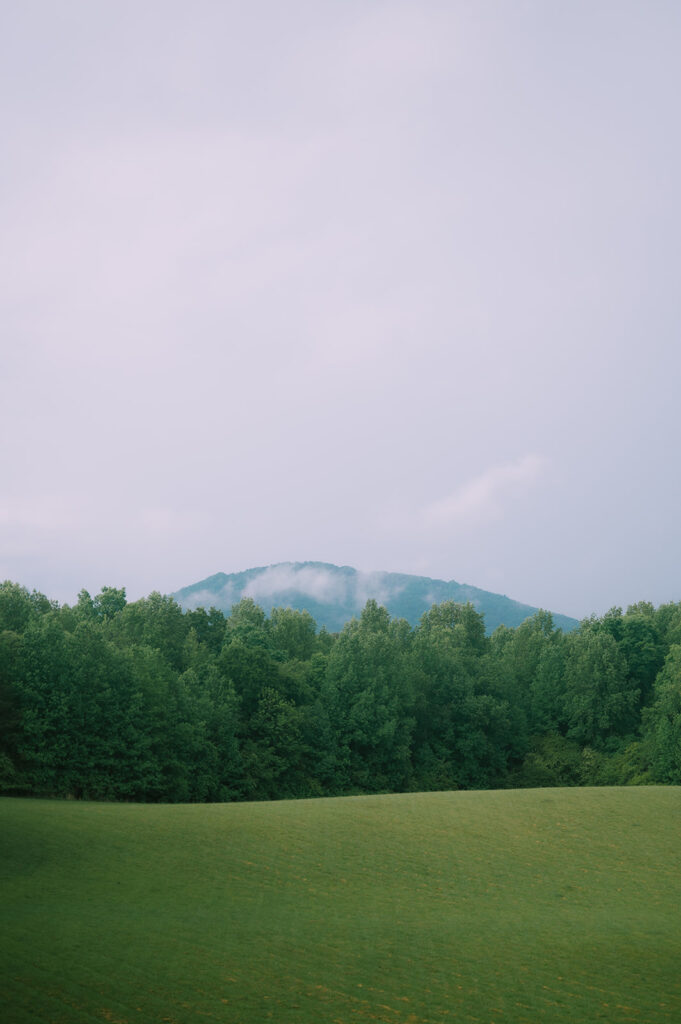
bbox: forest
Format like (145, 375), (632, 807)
(1, 580), (680, 802)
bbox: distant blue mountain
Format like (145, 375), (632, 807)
(173, 561), (578, 634)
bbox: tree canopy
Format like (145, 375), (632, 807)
(0, 579), (678, 801)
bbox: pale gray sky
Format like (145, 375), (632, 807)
(2, 1), (680, 620)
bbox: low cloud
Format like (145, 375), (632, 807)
(181, 588), (217, 611)
(354, 571), (400, 609)
(423, 455), (549, 529)
(238, 564), (402, 611)
(243, 564), (350, 605)
(180, 583), (237, 611)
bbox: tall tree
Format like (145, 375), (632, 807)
(643, 644), (681, 783)
(562, 629), (638, 747)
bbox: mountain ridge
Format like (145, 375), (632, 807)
(172, 561), (579, 634)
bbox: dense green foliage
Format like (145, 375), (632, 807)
(2, 789), (680, 1023)
(1, 580), (680, 801)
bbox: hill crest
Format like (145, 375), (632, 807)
(172, 561), (578, 633)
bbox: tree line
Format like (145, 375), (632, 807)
(0, 580), (680, 801)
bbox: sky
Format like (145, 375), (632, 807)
(2, 0), (680, 621)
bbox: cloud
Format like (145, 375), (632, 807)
(179, 589), (213, 611)
(240, 564), (403, 610)
(178, 564), (404, 614)
(422, 454), (549, 529)
(243, 564), (350, 605)
(354, 571), (401, 609)
(180, 584), (236, 612)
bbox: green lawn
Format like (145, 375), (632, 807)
(1, 788), (680, 1023)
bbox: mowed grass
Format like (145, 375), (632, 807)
(1, 788), (680, 1024)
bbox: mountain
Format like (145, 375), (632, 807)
(172, 561), (579, 634)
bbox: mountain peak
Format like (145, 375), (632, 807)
(172, 562), (578, 634)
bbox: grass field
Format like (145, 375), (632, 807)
(1, 788), (680, 1024)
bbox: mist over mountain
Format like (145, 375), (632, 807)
(173, 562), (579, 634)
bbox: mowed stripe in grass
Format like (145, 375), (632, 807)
(1, 787), (680, 1024)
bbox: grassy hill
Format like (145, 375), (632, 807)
(3, 789), (680, 1023)
(173, 561), (579, 633)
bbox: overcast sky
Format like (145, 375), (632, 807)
(2, 0), (680, 621)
